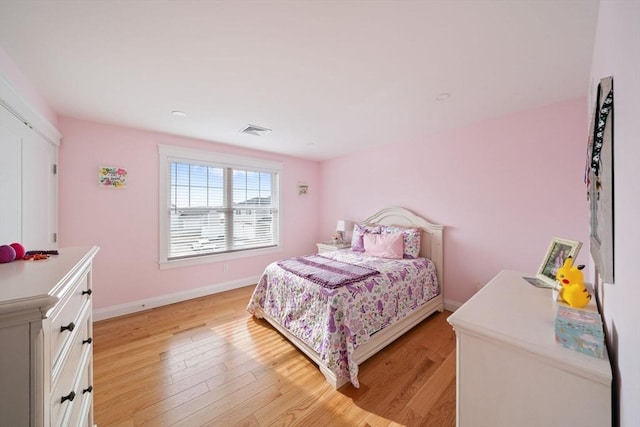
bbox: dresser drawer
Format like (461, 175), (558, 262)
(50, 306), (92, 426)
(51, 302), (92, 384)
(49, 269), (91, 368)
(66, 355), (93, 427)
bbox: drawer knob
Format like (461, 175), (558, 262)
(61, 391), (76, 404)
(82, 288), (93, 296)
(82, 337), (93, 345)
(83, 385), (93, 394)
(60, 322), (75, 333)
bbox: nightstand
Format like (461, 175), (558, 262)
(316, 242), (351, 253)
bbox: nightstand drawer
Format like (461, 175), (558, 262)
(316, 242), (351, 253)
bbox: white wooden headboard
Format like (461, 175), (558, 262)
(362, 206), (444, 289)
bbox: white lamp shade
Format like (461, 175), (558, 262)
(336, 220), (347, 232)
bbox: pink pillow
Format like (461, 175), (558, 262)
(380, 225), (421, 258)
(363, 232), (404, 259)
(351, 224), (381, 252)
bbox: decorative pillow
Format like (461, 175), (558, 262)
(363, 232), (404, 259)
(351, 224), (381, 252)
(380, 225), (421, 258)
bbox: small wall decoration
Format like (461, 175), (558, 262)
(298, 182), (309, 196)
(99, 166), (127, 188)
(586, 76), (614, 283)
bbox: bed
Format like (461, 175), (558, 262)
(246, 207), (444, 388)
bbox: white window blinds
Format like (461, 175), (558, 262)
(159, 146), (280, 264)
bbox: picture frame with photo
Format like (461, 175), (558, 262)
(535, 237), (583, 288)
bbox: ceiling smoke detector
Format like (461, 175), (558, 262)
(240, 124), (272, 136)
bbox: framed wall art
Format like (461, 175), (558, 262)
(298, 182), (309, 196)
(99, 166), (127, 188)
(586, 76), (614, 284)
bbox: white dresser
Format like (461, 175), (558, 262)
(447, 270), (612, 427)
(0, 246), (99, 427)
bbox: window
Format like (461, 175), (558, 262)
(159, 145), (281, 267)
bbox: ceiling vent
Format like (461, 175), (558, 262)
(240, 124), (272, 136)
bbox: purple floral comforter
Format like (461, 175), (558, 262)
(246, 250), (440, 388)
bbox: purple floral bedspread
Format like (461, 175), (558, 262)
(246, 250), (440, 388)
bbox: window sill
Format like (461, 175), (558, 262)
(159, 245), (282, 270)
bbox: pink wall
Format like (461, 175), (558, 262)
(320, 98), (590, 306)
(0, 46), (58, 127)
(3, 38), (591, 313)
(590, 1), (640, 424)
(57, 117), (321, 310)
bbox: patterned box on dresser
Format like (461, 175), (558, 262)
(555, 305), (606, 359)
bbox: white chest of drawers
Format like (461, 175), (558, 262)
(447, 270), (612, 427)
(0, 246), (99, 427)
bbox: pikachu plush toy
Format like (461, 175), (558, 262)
(555, 256), (591, 308)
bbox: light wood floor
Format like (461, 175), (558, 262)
(93, 285), (456, 426)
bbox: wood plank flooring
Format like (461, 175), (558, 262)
(92, 285), (456, 426)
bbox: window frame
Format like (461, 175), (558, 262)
(158, 144), (282, 269)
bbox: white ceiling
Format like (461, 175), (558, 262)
(0, 0), (599, 161)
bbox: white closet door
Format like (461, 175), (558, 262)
(22, 129), (57, 248)
(0, 107), (23, 244)
(0, 104), (58, 249)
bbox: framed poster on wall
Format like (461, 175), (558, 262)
(587, 76), (614, 284)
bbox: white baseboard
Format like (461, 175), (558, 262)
(93, 277), (463, 321)
(93, 275), (261, 321)
(444, 298), (463, 312)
